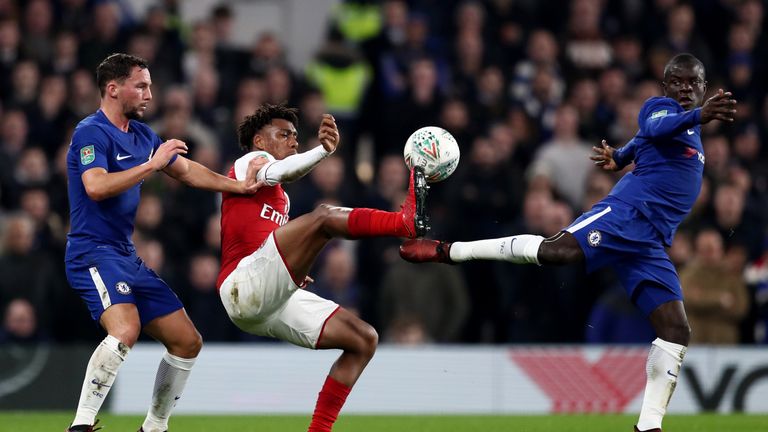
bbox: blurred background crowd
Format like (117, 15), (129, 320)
(0, 0), (766, 347)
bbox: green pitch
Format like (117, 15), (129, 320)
(4, 412), (766, 431)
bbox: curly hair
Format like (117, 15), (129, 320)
(237, 103), (299, 152)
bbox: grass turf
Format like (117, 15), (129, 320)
(6, 412), (766, 431)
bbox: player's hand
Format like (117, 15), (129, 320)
(150, 139), (188, 171)
(590, 140), (618, 171)
(318, 114), (340, 153)
(700, 89), (737, 124)
(301, 275), (314, 288)
(242, 156), (268, 194)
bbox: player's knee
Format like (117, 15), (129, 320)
(356, 323), (378, 360)
(169, 329), (203, 358)
(539, 239), (582, 265)
(111, 328), (140, 348)
(183, 331), (204, 358)
(311, 204), (334, 221)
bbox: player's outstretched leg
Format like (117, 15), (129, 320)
(400, 234), (544, 264)
(400, 231), (585, 265)
(276, 166), (431, 282)
(348, 166), (430, 238)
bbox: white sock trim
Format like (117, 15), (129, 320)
(163, 352), (197, 371)
(102, 334), (129, 360)
(652, 337), (687, 361)
(519, 235), (544, 265)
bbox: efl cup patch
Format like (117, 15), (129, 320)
(587, 230), (602, 247)
(115, 281), (132, 295)
(80, 145), (95, 165)
(650, 109), (668, 119)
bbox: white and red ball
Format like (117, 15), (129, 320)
(403, 126), (460, 183)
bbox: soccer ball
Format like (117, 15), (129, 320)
(403, 126), (460, 183)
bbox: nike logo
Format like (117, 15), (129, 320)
(91, 379), (112, 388)
(686, 129), (695, 135)
(667, 369), (678, 378)
(116, 154), (132, 160)
(174, 396), (181, 400)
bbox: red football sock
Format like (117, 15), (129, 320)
(347, 208), (407, 238)
(308, 375), (351, 432)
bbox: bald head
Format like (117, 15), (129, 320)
(663, 53), (705, 81)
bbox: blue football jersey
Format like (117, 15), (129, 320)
(65, 110), (171, 260)
(608, 96), (705, 246)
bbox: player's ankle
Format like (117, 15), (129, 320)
(438, 241), (454, 264)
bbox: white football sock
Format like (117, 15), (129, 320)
(449, 235), (543, 264)
(637, 338), (687, 431)
(141, 352), (197, 432)
(72, 335), (129, 426)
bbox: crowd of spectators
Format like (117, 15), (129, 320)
(0, 0), (766, 345)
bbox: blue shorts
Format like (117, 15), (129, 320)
(565, 197), (682, 316)
(65, 245), (183, 326)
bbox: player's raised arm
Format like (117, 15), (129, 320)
(255, 114), (338, 186)
(639, 98), (702, 139)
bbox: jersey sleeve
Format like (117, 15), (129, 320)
(234, 151), (275, 181)
(255, 146), (331, 186)
(612, 137), (638, 169)
(71, 125), (110, 175)
(638, 97), (702, 139)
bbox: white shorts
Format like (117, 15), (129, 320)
(219, 233), (339, 348)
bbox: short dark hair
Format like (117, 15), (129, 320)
(96, 53), (149, 97)
(663, 53), (705, 81)
(212, 4), (233, 19)
(237, 103), (299, 151)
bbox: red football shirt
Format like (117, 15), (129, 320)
(217, 152), (290, 289)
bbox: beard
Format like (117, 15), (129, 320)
(124, 103), (145, 120)
(124, 108), (143, 120)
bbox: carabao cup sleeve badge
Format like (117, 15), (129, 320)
(80, 145), (95, 165)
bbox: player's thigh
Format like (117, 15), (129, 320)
(273, 206), (348, 278)
(143, 308), (202, 356)
(248, 289), (340, 349)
